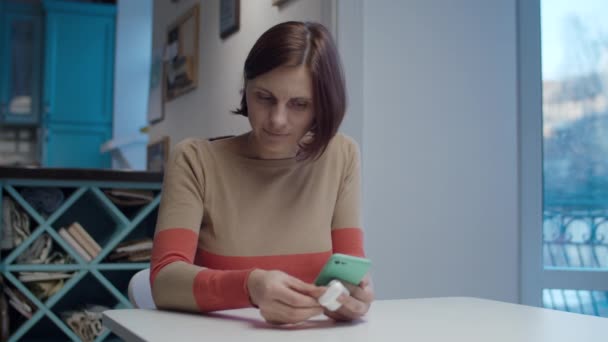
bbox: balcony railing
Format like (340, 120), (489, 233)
(542, 207), (608, 317)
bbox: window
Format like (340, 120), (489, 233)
(520, 0), (608, 317)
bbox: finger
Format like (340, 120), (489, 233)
(348, 284), (375, 304)
(286, 276), (323, 297)
(263, 301), (324, 325)
(341, 281), (374, 304)
(342, 282), (359, 295)
(324, 309), (351, 322)
(331, 302), (358, 321)
(342, 281), (356, 291)
(275, 286), (322, 308)
(282, 305), (324, 324)
(359, 275), (371, 287)
(337, 294), (369, 317)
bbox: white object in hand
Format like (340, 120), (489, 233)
(318, 280), (350, 311)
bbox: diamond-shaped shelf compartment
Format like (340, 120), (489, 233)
(1, 186), (47, 262)
(7, 231), (77, 269)
(1, 185), (85, 266)
(9, 185), (78, 220)
(50, 188), (131, 264)
(99, 187), (161, 221)
(99, 269), (140, 301)
(94, 189), (160, 265)
(100, 206), (158, 265)
(10, 269), (79, 302)
(50, 272), (128, 342)
(19, 315), (73, 342)
(1, 279), (39, 339)
(2, 269), (84, 342)
(91, 269), (140, 341)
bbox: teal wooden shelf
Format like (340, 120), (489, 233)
(1, 178), (161, 341)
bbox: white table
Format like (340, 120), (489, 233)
(102, 297), (608, 341)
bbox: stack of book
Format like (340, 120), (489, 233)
(58, 222), (102, 262)
(107, 238), (153, 262)
(1, 197), (31, 251)
(103, 189), (154, 207)
(18, 272), (72, 283)
(2, 284), (36, 319)
(11, 270), (72, 303)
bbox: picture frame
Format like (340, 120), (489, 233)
(147, 47), (164, 124)
(147, 136), (170, 172)
(164, 4), (199, 102)
(220, 0), (240, 39)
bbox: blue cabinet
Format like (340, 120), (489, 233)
(42, 1), (116, 126)
(41, 0), (116, 168)
(43, 123), (112, 168)
(1, 0), (116, 168)
(0, 2), (43, 126)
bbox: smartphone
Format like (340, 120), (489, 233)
(314, 253), (372, 286)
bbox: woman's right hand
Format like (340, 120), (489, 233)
(247, 269), (325, 325)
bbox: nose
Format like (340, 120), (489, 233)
(268, 104), (288, 130)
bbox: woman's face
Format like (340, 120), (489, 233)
(245, 64), (314, 159)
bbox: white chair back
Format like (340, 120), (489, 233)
(128, 268), (156, 309)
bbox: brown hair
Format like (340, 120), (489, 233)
(233, 21), (346, 159)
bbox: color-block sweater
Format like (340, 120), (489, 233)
(150, 133), (365, 312)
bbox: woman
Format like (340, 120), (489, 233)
(150, 21), (373, 325)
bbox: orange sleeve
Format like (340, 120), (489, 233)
(193, 268), (253, 311)
(331, 228), (365, 257)
(150, 227), (255, 312)
(150, 228), (198, 284)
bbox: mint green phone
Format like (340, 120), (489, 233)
(314, 253), (372, 286)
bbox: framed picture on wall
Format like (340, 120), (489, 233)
(147, 136), (170, 172)
(220, 0), (240, 39)
(164, 4), (199, 102)
(147, 47), (164, 124)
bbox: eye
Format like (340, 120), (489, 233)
(256, 92), (274, 103)
(290, 99), (309, 111)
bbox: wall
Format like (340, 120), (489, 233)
(149, 0), (326, 146)
(354, 0), (519, 302)
(335, 0), (363, 149)
(111, 0), (153, 170)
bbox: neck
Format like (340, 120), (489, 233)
(244, 132), (298, 160)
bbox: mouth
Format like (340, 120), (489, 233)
(263, 129), (289, 137)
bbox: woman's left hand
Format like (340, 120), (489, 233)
(323, 275), (374, 321)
